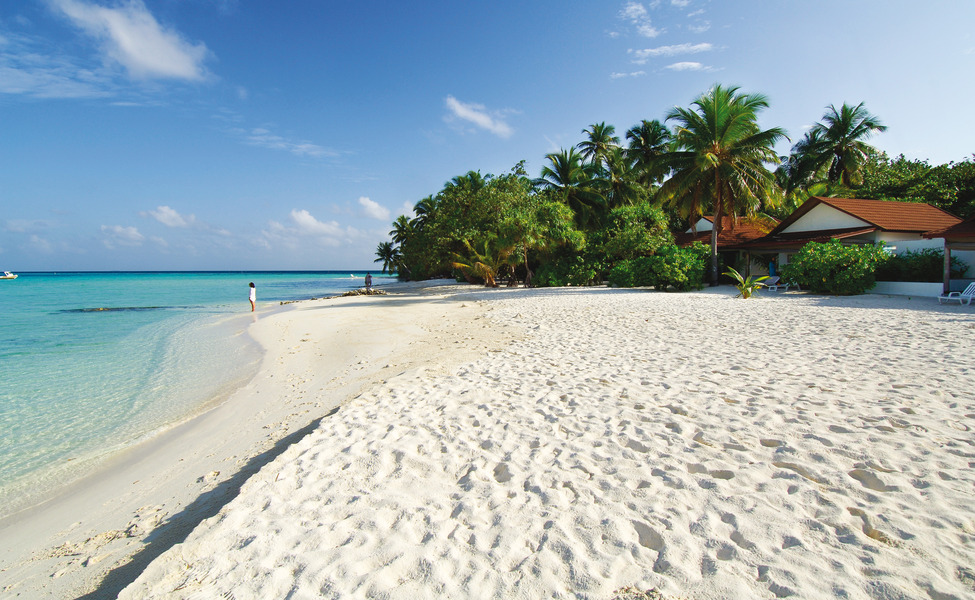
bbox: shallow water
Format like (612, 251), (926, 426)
(0, 271), (392, 515)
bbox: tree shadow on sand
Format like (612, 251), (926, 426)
(78, 408), (338, 600)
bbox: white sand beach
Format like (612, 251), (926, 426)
(4, 283), (975, 599)
(111, 284), (975, 600)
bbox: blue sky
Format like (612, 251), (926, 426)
(2, 1), (974, 271)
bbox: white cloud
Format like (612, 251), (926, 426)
(238, 127), (333, 158)
(29, 235), (53, 253)
(619, 2), (661, 38)
(145, 205), (195, 227)
(290, 209), (344, 237)
(357, 196), (390, 221)
(671, 0), (690, 7)
(263, 209), (363, 250)
(629, 42), (712, 63)
(5, 218), (50, 233)
(688, 21), (711, 34)
(0, 35), (114, 99)
(610, 71), (646, 79)
(665, 61), (708, 71)
(52, 0), (209, 81)
(101, 224), (144, 248)
(444, 95), (514, 139)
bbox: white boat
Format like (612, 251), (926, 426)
(1, 271), (17, 280)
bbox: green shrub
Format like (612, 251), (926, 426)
(534, 254), (601, 287)
(781, 240), (891, 295)
(598, 201), (674, 262)
(874, 248), (969, 282)
(608, 243), (708, 291)
(608, 257), (655, 288)
(646, 243), (709, 291)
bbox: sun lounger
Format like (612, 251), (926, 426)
(764, 276), (788, 291)
(938, 282), (975, 305)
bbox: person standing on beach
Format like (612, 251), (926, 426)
(365, 272), (372, 291)
(249, 282), (256, 311)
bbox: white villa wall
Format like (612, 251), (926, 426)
(782, 203), (867, 233)
(869, 282), (944, 297)
(955, 250), (975, 274)
(876, 236), (944, 253)
(689, 217), (713, 233)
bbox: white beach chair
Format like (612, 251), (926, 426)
(764, 275), (788, 291)
(938, 282), (975, 305)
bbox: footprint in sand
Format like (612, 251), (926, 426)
(847, 507), (898, 545)
(848, 469), (897, 492)
(632, 521), (664, 551)
(687, 463), (734, 480)
(665, 404), (688, 416)
(493, 463), (513, 483)
(772, 462), (827, 484)
(731, 529), (757, 551)
(624, 437), (651, 453)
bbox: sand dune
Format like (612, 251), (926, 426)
(119, 286), (975, 600)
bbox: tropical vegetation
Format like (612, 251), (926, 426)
(780, 240), (892, 295)
(375, 84), (974, 293)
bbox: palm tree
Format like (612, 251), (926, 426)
(625, 119), (672, 188)
(815, 102), (887, 187)
(450, 236), (515, 288)
(411, 195), (437, 229)
(788, 102), (887, 189)
(445, 171), (486, 193)
(389, 214), (413, 245)
(601, 146), (644, 209)
(374, 241), (400, 274)
(578, 122), (620, 171)
(658, 84), (786, 286)
(535, 147), (604, 227)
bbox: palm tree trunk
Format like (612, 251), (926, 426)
(710, 174), (723, 287)
(523, 247), (534, 288)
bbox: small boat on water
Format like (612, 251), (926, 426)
(1, 271), (18, 280)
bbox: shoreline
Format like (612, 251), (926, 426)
(0, 307), (266, 523)
(0, 279), (502, 599)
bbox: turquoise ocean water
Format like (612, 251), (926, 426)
(0, 271), (393, 516)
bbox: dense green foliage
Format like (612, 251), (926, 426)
(858, 153), (975, 218)
(377, 85), (971, 292)
(875, 248), (970, 282)
(608, 243), (709, 291)
(780, 240), (892, 295)
(534, 253), (602, 287)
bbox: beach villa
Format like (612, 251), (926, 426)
(923, 214), (975, 294)
(674, 215), (779, 277)
(675, 215), (780, 248)
(736, 197), (973, 294)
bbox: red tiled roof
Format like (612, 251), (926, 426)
(741, 226), (878, 250)
(924, 215), (975, 241)
(770, 197), (960, 236)
(675, 216), (777, 248)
